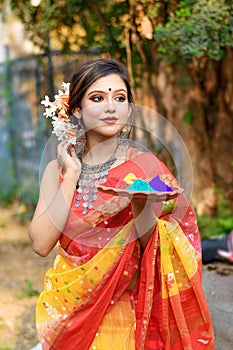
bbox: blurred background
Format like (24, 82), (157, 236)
(0, 1), (232, 349)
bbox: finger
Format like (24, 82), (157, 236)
(57, 140), (67, 154)
(57, 141), (70, 165)
(60, 142), (72, 157)
(58, 140), (67, 149)
(63, 141), (71, 151)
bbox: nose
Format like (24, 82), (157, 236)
(104, 98), (116, 113)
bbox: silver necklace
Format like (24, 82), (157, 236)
(75, 147), (118, 215)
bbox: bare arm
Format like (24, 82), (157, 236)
(29, 142), (81, 256)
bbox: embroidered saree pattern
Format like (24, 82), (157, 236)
(36, 151), (214, 349)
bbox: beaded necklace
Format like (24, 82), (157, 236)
(75, 147), (118, 215)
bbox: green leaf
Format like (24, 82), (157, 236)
(183, 110), (193, 124)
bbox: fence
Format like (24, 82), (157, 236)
(0, 50), (94, 206)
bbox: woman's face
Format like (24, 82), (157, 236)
(79, 74), (131, 139)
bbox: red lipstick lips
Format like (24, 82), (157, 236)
(101, 116), (118, 124)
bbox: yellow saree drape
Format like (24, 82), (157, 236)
(36, 220), (138, 349)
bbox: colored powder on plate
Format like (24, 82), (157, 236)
(123, 172), (138, 185)
(149, 175), (173, 192)
(126, 179), (155, 192)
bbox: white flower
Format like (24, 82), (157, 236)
(43, 106), (56, 118)
(57, 90), (64, 97)
(41, 82), (77, 143)
(41, 95), (52, 107)
(62, 82), (70, 91)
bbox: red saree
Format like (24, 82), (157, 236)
(36, 151), (214, 349)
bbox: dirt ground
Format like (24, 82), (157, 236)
(0, 203), (232, 350)
(0, 204), (57, 350)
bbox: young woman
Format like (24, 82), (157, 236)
(30, 59), (214, 349)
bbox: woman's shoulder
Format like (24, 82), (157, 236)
(127, 147), (172, 177)
(126, 146), (141, 160)
(127, 146), (164, 164)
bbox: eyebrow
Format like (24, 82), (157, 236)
(87, 88), (127, 96)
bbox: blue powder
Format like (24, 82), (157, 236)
(126, 179), (155, 192)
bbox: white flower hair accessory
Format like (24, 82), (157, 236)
(41, 82), (77, 144)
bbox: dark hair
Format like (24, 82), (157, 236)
(68, 58), (133, 114)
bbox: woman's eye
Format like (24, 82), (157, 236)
(90, 96), (103, 102)
(115, 96), (126, 102)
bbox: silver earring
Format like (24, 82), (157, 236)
(119, 124), (131, 150)
(75, 117), (86, 160)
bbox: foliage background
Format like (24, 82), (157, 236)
(0, 0), (232, 238)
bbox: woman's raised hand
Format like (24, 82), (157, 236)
(57, 141), (81, 179)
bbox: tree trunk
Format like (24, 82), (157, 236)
(156, 49), (233, 215)
(127, 2), (232, 214)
